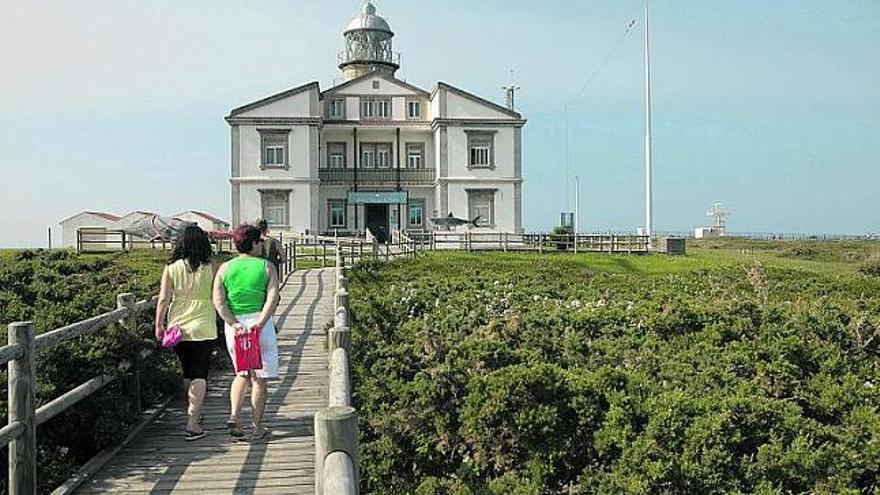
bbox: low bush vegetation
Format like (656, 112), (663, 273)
(859, 254), (880, 278)
(348, 241), (880, 494)
(0, 249), (173, 494)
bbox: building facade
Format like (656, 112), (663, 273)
(227, 2), (525, 241)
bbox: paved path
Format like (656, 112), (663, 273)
(76, 268), (334, 494)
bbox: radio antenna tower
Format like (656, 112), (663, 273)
(706, 202), (731, 235)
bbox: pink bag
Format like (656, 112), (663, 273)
(162, 324), (182, 348)
(234, 326), (263, 373)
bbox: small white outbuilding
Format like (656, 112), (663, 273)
(59, 211), (120, 248)
(174, 211), (230, 232)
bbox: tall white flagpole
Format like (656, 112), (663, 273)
(644, 0), (653, 241)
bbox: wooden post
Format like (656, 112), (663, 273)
(503, 232), (508, 252)
(292, 241), (297, 272)
(322, 244), (327, 267)
(359, 242), (364, 262)
(117, 293), (141, 418)
(8, 321), (36, 495)
(336, 289), (349, 315)
(314, 406), (359, 495)
(539, 234), (544, 254)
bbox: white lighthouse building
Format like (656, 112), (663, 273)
(227, 2), (525, 242)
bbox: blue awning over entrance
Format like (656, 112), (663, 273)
(347, 191), (408, 204)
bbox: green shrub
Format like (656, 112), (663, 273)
(0, 249), (174, 494)
(349, 249), (880, 494)
(859, 255), (880, 277)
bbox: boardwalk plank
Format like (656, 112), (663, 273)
(75, 269), (333, 494)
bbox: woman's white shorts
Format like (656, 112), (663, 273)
(224, 313), (279, 379)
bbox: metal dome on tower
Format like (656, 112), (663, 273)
(339, 1), (400, 81)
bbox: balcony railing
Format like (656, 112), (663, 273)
(319, 168), (435, 185)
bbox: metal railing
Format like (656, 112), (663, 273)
(3, 294), (158, 495)
(318, 168), (435, 185)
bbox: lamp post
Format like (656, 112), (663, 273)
(644, 0), (653, 243)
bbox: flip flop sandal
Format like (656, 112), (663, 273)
(185, 430), (207, 442)
(238, 427), (271, 443)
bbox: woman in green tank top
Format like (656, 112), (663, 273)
(213, 223), (281, 441)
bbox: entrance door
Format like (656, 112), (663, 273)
(365, 204), (389, 243)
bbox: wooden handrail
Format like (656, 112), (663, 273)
(0, 422), (24, 450)
(34, 308), (129, 351)
(4, 294), (158, 494)
(317, 262), (360, 494)
(0, 342), (24, 366)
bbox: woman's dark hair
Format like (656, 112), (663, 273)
(233, 224), (263, 254)
(169, 225), (213, 271)
(257, 219), (269, 234)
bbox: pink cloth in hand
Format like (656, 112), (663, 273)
(233, 326), (262, 372)
(161, 324), (182, 348)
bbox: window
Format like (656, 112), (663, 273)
(406, 143), (424, 169)
(372, 80), (380, 89)
(408, 199), (425, 227)
(260, 190), (290, 227)
(327, 98), (345, 119)
(361, 98), (375, 118)
(407, 100), (421, 119)
(327, 142), (346, 168)
(361, 98), (390, 119)
(266, 146), (285, 166)
(467, 190), (495, 227)
(377, 99), (391, 119)
(360, 143), (391, 169)
(361, 148), (375, 168)
(328, 200), (346, 228)
(259, 130), (290, 169)
(376, 144), (391, 168)
(466, 131), (495, 169)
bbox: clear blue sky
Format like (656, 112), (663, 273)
(1, 0), (878, 247)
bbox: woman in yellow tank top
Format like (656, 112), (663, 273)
(154, 226), (217, 441)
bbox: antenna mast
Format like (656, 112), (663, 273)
(707, 203), (731, 235)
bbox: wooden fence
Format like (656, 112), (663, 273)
(2, 293), (158, 495)
(76, 228), (234, 253)
(406, 232), (650, 253)
(314, 252), (358, 495)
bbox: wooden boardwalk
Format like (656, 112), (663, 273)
(75, 268), (334, 494)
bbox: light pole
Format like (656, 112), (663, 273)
(644, 0), (653, 243)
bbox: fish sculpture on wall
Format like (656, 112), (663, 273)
(429, 213), (482, 230)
